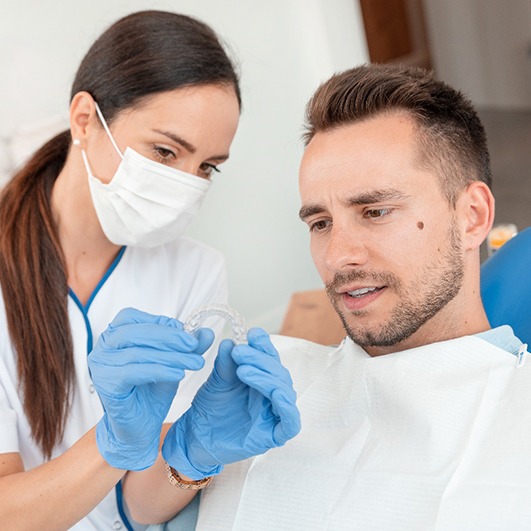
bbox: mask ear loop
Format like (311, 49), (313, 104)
(94, 102), (124, 159)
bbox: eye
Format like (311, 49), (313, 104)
(363, 208), (393, 220)
(152, 145), (176, 163)
(308, 219), (332, 233)
(199, 162), (221, 179)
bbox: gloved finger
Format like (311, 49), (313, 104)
(235, 364), (297, 404)
(231, 345), (295, 387)
(191, 339), (241, 411)
(211, 338), (239, 385)
(270, 388), (301, 445)
(98, 323), (198, 351)
(108, 307), (183, 329)
(93, 364), (188, 398)
(193, 327), (215, 356)
(245, 328), (279, 359)
(89, 346), (206, 371)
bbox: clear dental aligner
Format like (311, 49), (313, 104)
(183, 303), (248, 344)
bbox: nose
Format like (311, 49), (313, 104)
(177, 160), (199, 177)
(322, 223), (369, 273)
(172, 154), (206, 178)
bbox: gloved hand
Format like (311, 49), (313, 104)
(162, 328), (301, 480)
(88, 307), (214, 471)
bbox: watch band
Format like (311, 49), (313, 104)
(164, 462), (213, 490)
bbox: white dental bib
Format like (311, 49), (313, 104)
(197, 334), (531, 530)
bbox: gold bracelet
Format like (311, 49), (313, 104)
(164, 462), (213, 490)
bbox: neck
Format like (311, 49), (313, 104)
(52, 152), (121, 304)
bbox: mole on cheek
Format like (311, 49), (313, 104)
(417, 221), (424, 230)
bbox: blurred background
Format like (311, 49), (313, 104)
(1, 0), (530, 332)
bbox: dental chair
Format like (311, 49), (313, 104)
(481, 227), (531, 346)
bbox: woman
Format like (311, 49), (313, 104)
(0, 10), (240, 529)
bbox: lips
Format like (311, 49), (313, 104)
(346, 286), (382, 298)
(326, 271), (394, 313)
(339, 285), (386, 311)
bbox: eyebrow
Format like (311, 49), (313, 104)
(299, 203), (325, 221)
(298, 188), (409, 221)
(345, 189), (409, 206)
(152, 129), (230, 161)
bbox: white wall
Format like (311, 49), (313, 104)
(0, 0), (369, 331)
(423, 0), (531, 109)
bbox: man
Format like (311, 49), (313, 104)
(187, 64), (531, 530)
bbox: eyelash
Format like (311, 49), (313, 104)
(153, 145), (221, 177)
(363, 208), (393, 219)
(153, 145), (176, 163)
(308, 208), (394, 233)
(308, 219), (331, 233)
(200, 162), (221, 177)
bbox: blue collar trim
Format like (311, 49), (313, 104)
(68, 246), (126, 354)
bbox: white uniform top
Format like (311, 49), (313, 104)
(0, 236), (228, 530)
(196, 330), (531, 531)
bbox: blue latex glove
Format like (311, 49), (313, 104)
(162, 328), (301, 479)
(88, 307), (214, 471)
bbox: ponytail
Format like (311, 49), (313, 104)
(0, 131), (75, 459)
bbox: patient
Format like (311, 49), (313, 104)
(155, 64), (531, 530)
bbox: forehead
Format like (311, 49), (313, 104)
(299, 112), (441, 202)
(113, 84), (240, 143)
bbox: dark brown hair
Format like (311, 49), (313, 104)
(0, 10), (240, 458)
(303, 64), (491, 205)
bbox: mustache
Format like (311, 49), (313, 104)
(325, 270), (400, 294)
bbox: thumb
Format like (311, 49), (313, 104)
(194, 328), (215, 356)
(211, 339), (238, 386)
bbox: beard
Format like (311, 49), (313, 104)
(325, 223), (465, 348)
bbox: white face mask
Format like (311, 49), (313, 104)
(80, 103), (211, 247)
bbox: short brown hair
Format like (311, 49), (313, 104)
(303, 64), (492, 205)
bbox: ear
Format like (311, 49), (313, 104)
(69, 91), (98, 149)
(459, 181), (495, 251)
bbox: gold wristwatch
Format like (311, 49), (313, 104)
(164, 462), (213, 490)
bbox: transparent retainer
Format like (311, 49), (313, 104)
(183, 303), (248, 344)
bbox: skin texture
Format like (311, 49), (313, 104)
(0, 85), (240, 528)
(299, 112), (495, 357)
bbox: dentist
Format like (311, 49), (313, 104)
(0, 10), (240, 530)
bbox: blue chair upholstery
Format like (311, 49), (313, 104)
(481, 226), (531, 345)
